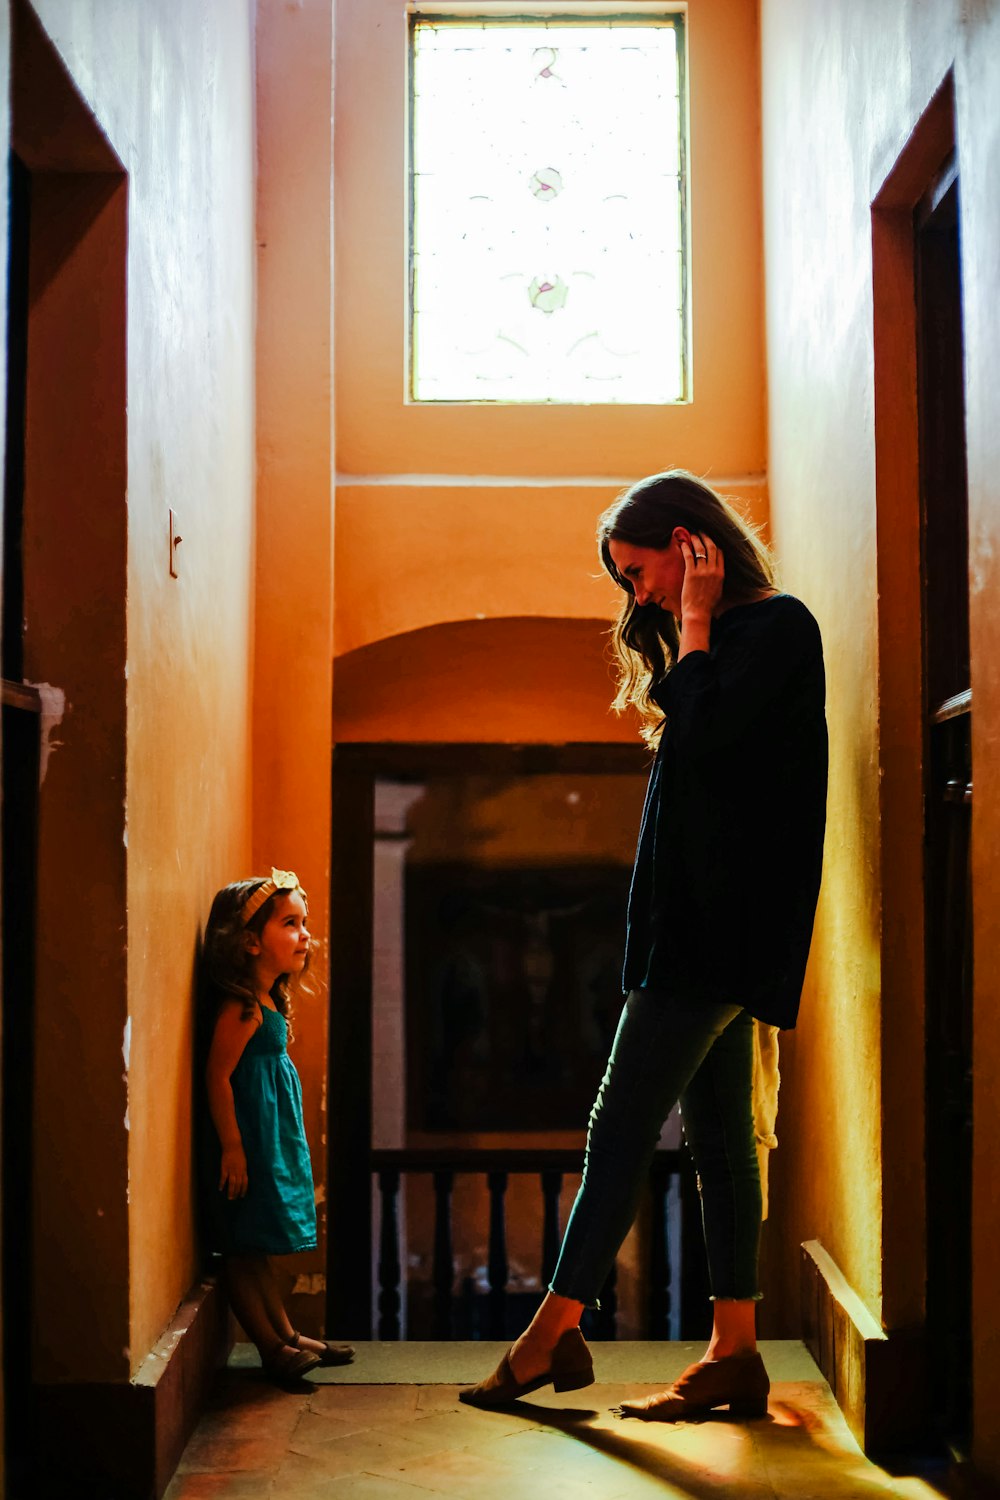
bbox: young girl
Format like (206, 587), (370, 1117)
(201, 868), (354, 1385)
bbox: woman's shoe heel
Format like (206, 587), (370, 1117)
(459, 1327), (593, 1408)
(728, 1396), (767, 1419)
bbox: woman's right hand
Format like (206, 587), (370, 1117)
(676, 532), (724, 658)
(219, 1142), (249, 1199)
(679, 532), (724, 621)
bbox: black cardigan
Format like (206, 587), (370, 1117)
(622, 593), (828, 1029)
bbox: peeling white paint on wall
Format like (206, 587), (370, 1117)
(971, 534), (994, 594)
(123, 1017), (131, 1131)
(314, 1183), (326, 1206)
(27, 682), (66, 782)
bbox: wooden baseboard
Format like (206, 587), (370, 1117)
(31, 1274), (228, 1498)
(801, 1239), (926, 1453)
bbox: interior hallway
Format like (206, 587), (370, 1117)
(165, 1342), (946, 1500)
(6, 0), (1000, 1492)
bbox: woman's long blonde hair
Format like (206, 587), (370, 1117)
(597, 470), (776, 744)
(202, 878), (311, 1036)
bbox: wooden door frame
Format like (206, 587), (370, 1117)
(870, 73), (957, 1338)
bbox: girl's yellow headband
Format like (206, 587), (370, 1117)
(239, 868), (302, 926)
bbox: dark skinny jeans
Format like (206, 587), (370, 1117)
(549, 988), (762, 1306)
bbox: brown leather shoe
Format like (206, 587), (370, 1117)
(458, 1327), (595, 1408)
(613, 1351), (769, 1421)
(316, 1341), (355, 1367)
(290, 1330), (355, 1367)
(262, 1342), (322, 1389)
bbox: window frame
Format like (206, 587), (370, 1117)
(405, 5), (690, 407)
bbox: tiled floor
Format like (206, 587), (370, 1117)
(165, 1342), (949, 1500)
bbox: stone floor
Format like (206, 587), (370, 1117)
(165, 1341), (949, 1500)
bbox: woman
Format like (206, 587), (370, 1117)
(460, 469), (827, 1420)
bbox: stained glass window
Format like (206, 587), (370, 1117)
(409, 16), (687, 404)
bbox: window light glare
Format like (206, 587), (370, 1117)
(410, 19), (686, 405)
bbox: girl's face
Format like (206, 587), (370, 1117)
(247, 890), (310, 986)
(608, 534), (689, 616)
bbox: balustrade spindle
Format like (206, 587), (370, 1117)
(432, 1168), (455, 1339)
(370, 1147), (685, 1341)
(595, 1261), (618, 1339)
(377, 1168), (401, 1340)
(648, 1159), (671, 1339)
(540, 1169), (563, 1287)
(487, 1169), (509, 1338)
(680, 1161), (712, 1338)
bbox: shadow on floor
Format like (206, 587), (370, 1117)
(479, 1388), (949, 1500)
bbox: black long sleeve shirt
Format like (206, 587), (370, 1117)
(622, 593), (828, 1029)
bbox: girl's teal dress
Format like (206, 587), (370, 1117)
(203, 1003), (317, 1255)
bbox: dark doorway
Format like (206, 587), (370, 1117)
(916, 157), (973, 1458)
(1, 685), (40, 1492)
(326, 743), (709, 1345)
(2, 141), (38, 1493)
(3, 1), (129, 1484)
(328, 743), (648, 1337)
(3, 152), (29, 685)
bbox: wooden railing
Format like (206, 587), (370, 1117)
(371, 1147), (709, 1341)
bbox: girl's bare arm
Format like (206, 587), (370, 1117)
(206, 1000), (259, 1199)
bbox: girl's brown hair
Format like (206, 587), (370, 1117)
(597, 469), (776, 744)
(202, 879), (311, 1035)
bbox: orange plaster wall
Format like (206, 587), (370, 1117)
(336, 617), (657, 744)
(955, 6), (1000, 1478)
(335, 480), (769, 659)
(761, 4), (1000, 1473)
(26, 1), (257, 1374)
(254, 0), (336, 1329)
(760, 0), (933, 1334)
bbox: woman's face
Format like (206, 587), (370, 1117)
(608, 535), (688, 616)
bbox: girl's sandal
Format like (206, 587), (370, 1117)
(262, 1341), (322, 1389)
(290, 1329), (355, 1367)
